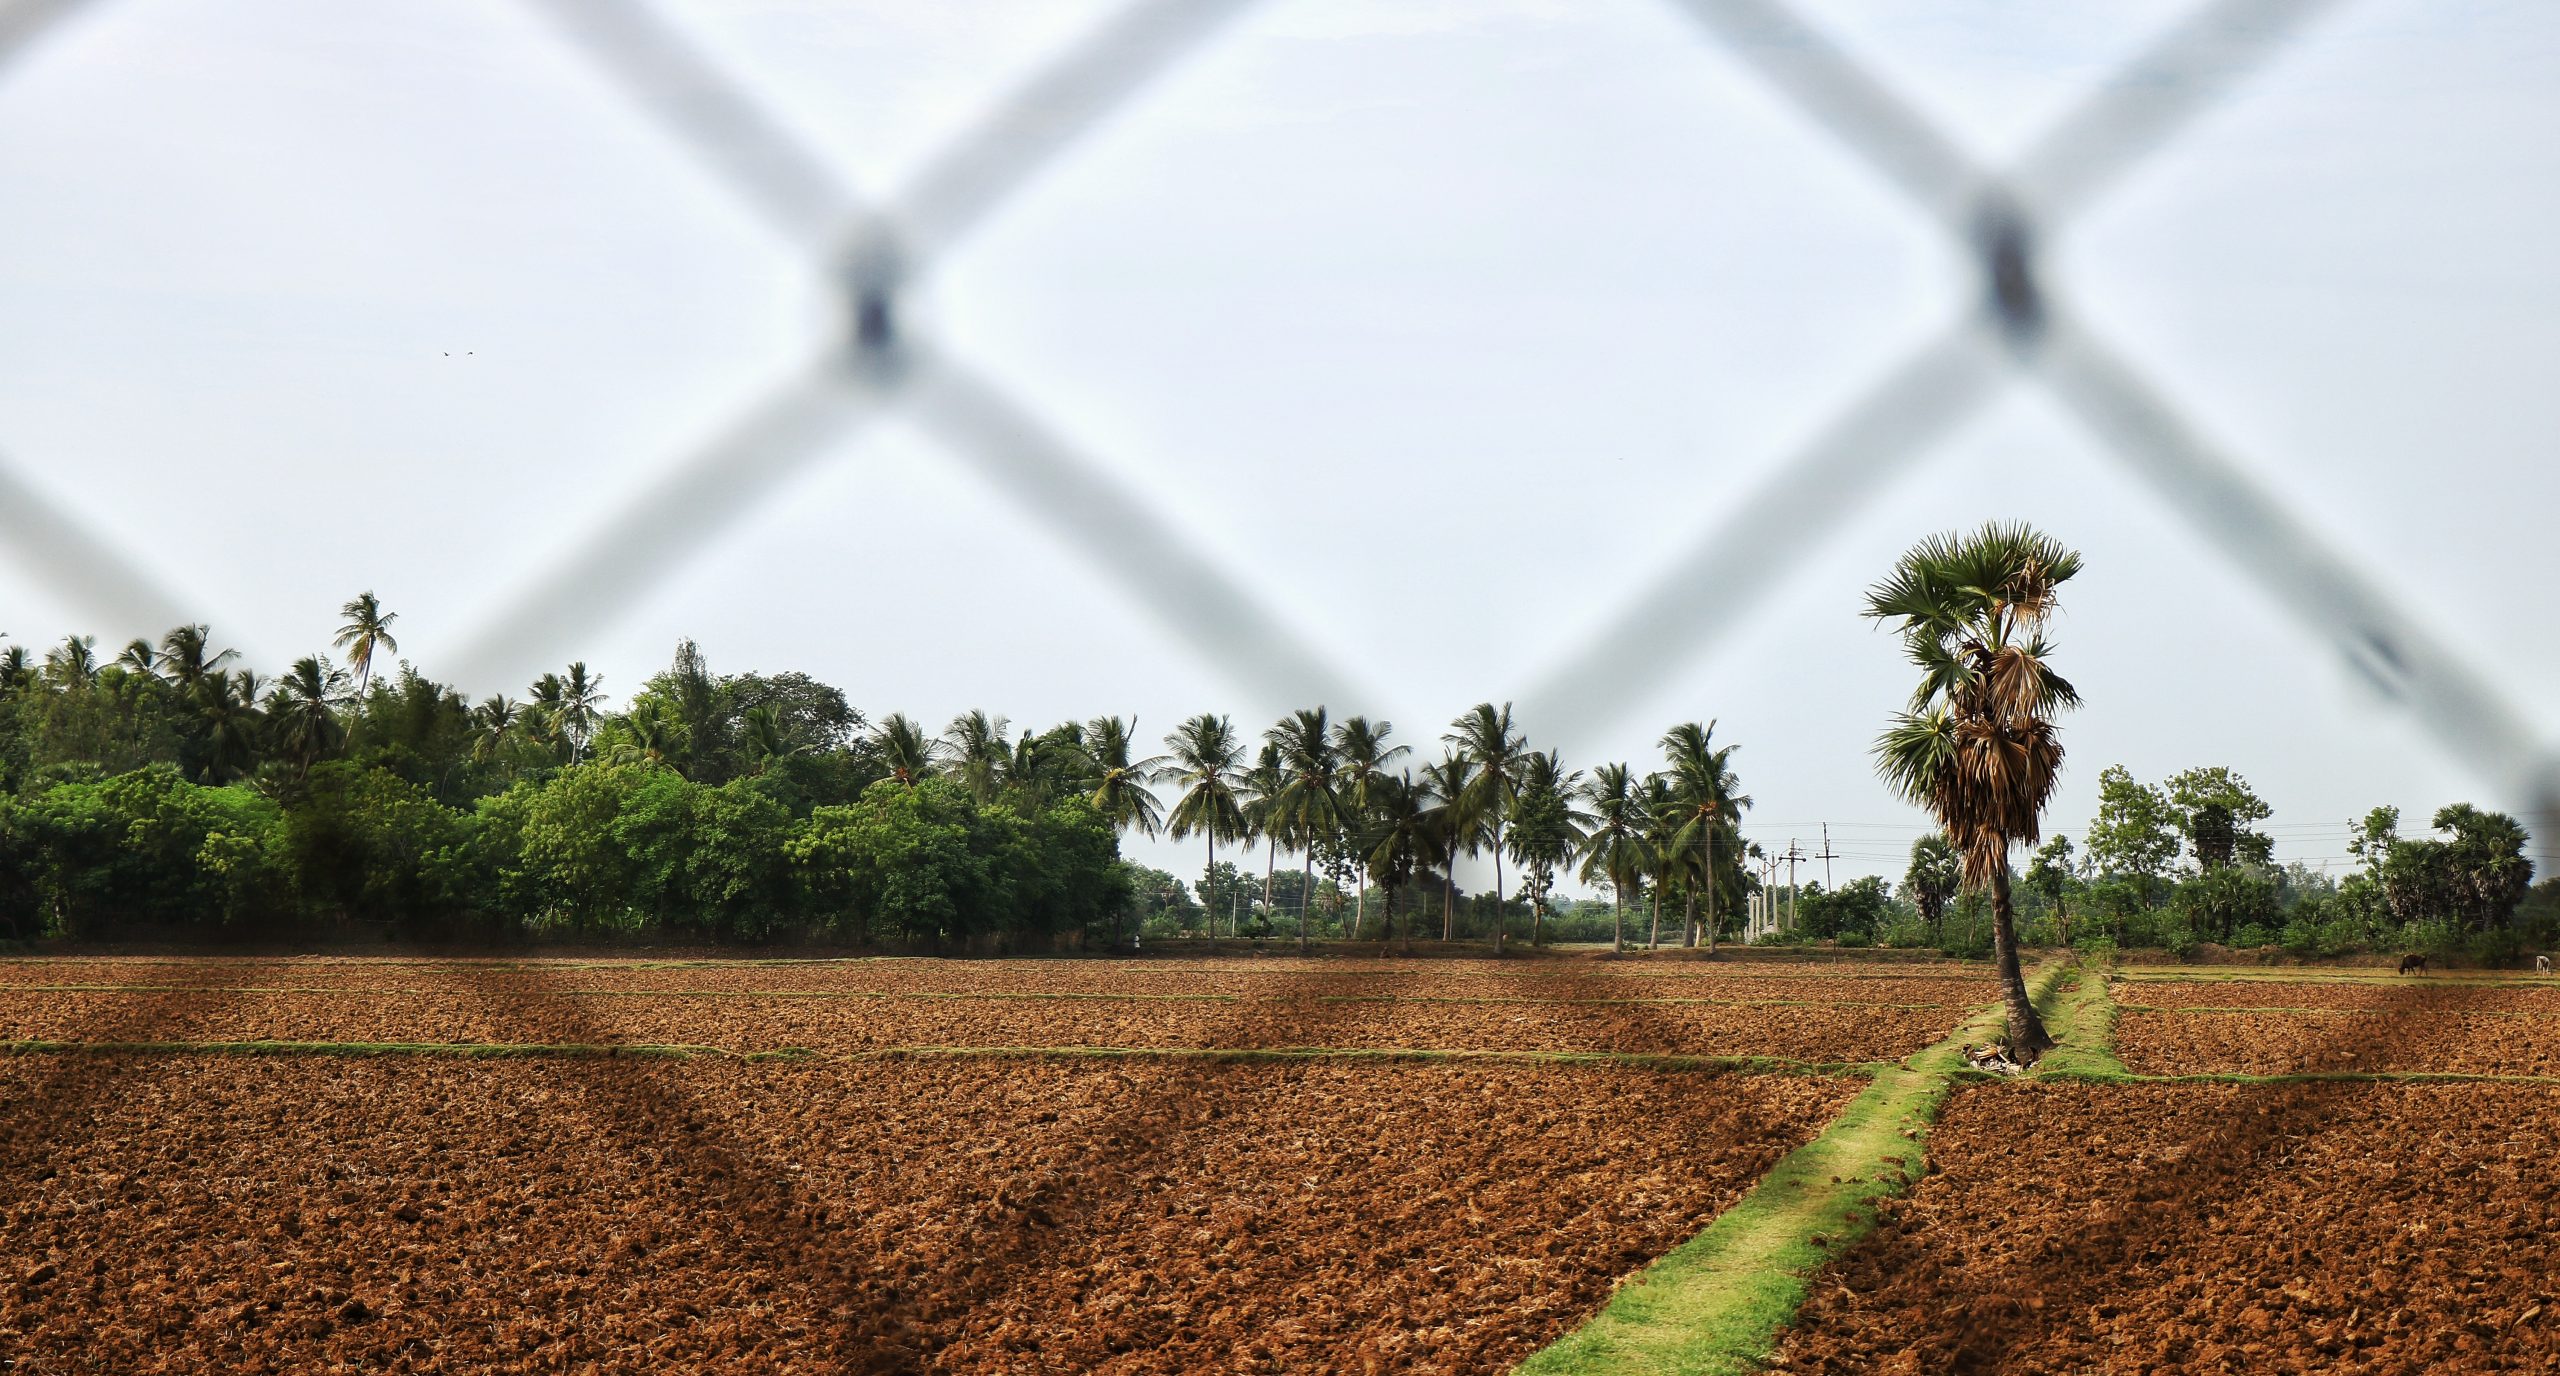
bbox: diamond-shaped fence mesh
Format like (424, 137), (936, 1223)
(1, 0), (2553, 841)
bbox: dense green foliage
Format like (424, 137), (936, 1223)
(0, 601), (2541, 959)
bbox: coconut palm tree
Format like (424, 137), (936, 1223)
(1419, 751), (1481, 942)
(1577, 763), (1651, 953)
(558, 662), (606, 763)
(1360, 771), (1434, 950)
(159, 624), (238, 690)
(114, 638), (161, 678)
(43, 635), (97, 690)
(1330, 715), (1408, 939)
(1239, 742), (1287, 936)
(1656, 721), (1751, 952)
(471, 695), (520, 767)
(1085, 715), (1169, 839)
(1163, 714), (1249, 938)
(333, 591), (399, 698)
(1639, 772), (1678, 949)
(1507, 749), (1588, 946)
(1266, 707), (1339, 951)
(1865, 522), (2083, 1059)
(0, 645), (34, 694)
(874, 712), (944, 786)
(192, 673), (263, 784)
(943, 710), (1011, 804)
(740, 705), (793, 774)
(267, 655), (349, 778)
(1444, 703), (1528, 951)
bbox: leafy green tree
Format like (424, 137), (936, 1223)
(1866, 523), (2083, 1058)
(788, 778), (994, 945)
(283, 762), (475, 935)
(2086, 765), (2179, 910)
(2164, 766), (2274, 870)
(2173, 864), (2282, 944)
(1796, 875), (1893, 942)
(2024, 835), (2082, 945)
(2378, 804), (2536, 934)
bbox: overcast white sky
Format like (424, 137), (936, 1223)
(0, 0), (2553, 894)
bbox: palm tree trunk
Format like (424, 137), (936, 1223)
(1355, 862), (1369, 942)
(1706, 863), (1719, 955)
(1647, 887), (1661, 950)
(1492, 837), (1507, 955)
(1991, 864), (2053, 1059)
(1611, 886), (1624, 954)
(1262, 840), (1277, 942)
(1441, 854), (1456, 942)
(1683, 893), (1697, 949)
(1299, 850), (1315, 953)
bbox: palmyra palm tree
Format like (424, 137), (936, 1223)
(1443, 703), (1528, 950)
(1866, 522), (2083, 1060)
(1267, 707), (1339, 951)
(1577, 763), (1651, 953)
(333, 591), (399, 698)
(1330, 715), (1408, 939)
(873, 712), (944, 786)
(1419, 751), (1480, 942)
(1163, 714), (1248, 939)
(1085, 715), (1169, 839)
(1656, 720), (1750, 952)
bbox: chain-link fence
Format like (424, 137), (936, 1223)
(0, 0), (2551, 841)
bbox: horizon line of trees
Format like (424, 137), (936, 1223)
(0, 598), (2543, 953)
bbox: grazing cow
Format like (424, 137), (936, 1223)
(2539, 955), (2552, 976)
(2399, 953), (2429, 976)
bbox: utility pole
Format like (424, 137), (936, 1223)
(1782, 839), (1807, 932)
(1818, 824), (1837, 891)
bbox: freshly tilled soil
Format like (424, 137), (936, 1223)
(1770, 1081), (2560, 1375)
(2116, 1010), (2560, 1077)
(0, 1055), (1857, 1374)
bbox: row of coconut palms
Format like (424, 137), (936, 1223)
(984, 701), (1762, 955)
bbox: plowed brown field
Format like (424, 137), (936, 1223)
(1772, 1081), (2560, 1375)
(0, 957), (1985, 1061)
(2126, 980), (2560, 1014)
(0, 1053), (1856, 1375)
(2116, 1010), (2560, 1076)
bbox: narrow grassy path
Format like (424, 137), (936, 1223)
(1514, 962), (2069, 1376)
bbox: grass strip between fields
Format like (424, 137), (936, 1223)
(1315, 996), (1965, 1010)
(1514, 961), (2068, 1376)
(0, 984), (1244, 1002)
(2117, 969), (2559, 988)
